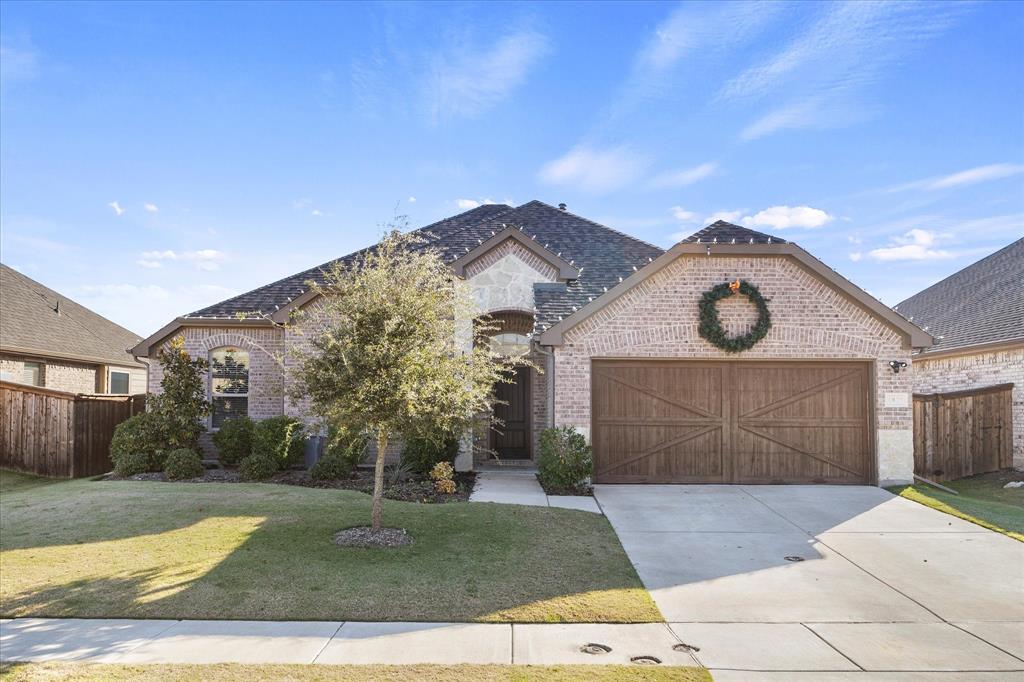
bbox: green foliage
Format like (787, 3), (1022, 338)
(311, 426), (368, 480)
(251, 416), (306, 469)
(537, 427), (593, 492)
(148, 336), (212, 449)
(429, 461), (454, 482)
(110, 412), (167, 476)
(163, 448), (205, 481)
(291, 228), (527, 530)
(697, 280), (771, 353)
(401, 435), (459, 476)
(212, 416), (254, 466)
(239, 453), (279, 481)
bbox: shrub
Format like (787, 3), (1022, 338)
(239, 453), (278, 481)
(112, 449), (153, 478)
(212, 416), (253, 466)
(110, 411), (167, 476)
(537, 426), (593, 492)
(401, 435), (459, 476)
(311, 427), (368, 480)
(429, 461), (454, 482)
(164, 448), (204, 481)
(251, 416), (306, 469)
(435, 478), (457, 495)
(149, 336), (210, 450)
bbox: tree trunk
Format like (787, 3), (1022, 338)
(372, 432), (387, 532)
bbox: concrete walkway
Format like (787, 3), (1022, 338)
(595, 484), (1024, 677)
(469, 469), (601, 513)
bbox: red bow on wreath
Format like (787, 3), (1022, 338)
(728, 279), (741, 293)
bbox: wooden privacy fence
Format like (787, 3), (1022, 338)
(0, 381), (146, 478)
(913, 383), (1014, 482)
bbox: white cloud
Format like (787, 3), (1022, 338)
(847, 235), (862, 244)
(724, 2), (967, 140)
(742, 205), (833, 230)
(311, 209), (323, 217)
(706, 210), (744, 224)
(869, 229), (954, 261)
(144, 202), (159, 213)
(670, 206), (701, 222)
(75, 283), (238, 336)
(107, 201), (125, 216)
(885, 163), (1024, 193)
(849, 252), (862, 262)
(455, 198), (498, 210)
(427, 30), (549, 122)
(539, 146), (649, 193)
(651, 162), (718, 188)
(138, 249), (227, 271)
(408, 196), (417, 203)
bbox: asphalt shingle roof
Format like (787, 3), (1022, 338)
(0, 264), (144, 367)
(681, 221), (787, 245)
(895, 237), (1024, 353)
(187, 201), (665, 331)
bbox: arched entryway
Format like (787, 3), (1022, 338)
(477, 310), (534, 461)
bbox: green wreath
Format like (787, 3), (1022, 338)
(698, 280), (771, 353)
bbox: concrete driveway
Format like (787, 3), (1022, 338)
(595, 484), (1024, 677)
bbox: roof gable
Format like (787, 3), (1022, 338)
(682, 221), (787, 245)
(450, 226), (580, 280)
(896, 237), (1024, 354)
(0, 264), (144, 367)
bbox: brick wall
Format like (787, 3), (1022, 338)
(0, 353), (99, 393)
(552, 254), (915, 485)
(912, 345), (1024, 468)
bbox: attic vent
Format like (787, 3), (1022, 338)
(558, 203), (567, 211)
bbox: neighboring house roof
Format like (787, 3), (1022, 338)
(538, 221), (932, 349)
(177, 199), (662, 331)
(895, 237), (1024, 355)
(0, 264), (144, 368)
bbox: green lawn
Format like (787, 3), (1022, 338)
(0, 663), (709, 682)
(0, 469), (660, 623)
(889, 471), (1024, 542)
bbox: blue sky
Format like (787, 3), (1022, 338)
(2, 0), (1022, 337)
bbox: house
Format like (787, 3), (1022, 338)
(132, 201), (932, 486)
(0, 264), (146, 394)
(896, 238), (1024, 469)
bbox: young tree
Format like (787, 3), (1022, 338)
(292, 230), (521, 532)
(150, 335), (211, 450)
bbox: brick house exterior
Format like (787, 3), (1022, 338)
(1, 264), (147, 396)
(897, 238), (1024, 469)
(134, 201), (933, 485)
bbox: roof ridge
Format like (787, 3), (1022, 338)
(515, 200), (666, 252)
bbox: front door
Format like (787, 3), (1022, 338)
(492, 365), (531, 459)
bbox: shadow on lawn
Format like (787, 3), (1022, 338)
(1, 481), (658, 623)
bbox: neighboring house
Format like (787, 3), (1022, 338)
(0, 264), (146, 395)
(896, 238), (1024, 469)
(133, 201), (931, 486)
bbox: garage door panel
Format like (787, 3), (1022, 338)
(592, 360), (872, 485)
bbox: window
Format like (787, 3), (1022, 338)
(489, 333), (530, 357)
(109, 370), (130, 394)
(210, 347), (249, 428)
(22, 362), (43, 387)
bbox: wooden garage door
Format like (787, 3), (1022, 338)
(591, 360), (872, 484)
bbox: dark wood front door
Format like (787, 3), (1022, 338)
(591, 360), (872, 484)
(492, 365), (532, 459)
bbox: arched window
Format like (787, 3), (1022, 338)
(489, 332), (530, 357)
(210, 347), (249, 428)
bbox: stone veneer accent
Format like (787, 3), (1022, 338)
(463, 238), (560, 281)
(551, 255), (915, 486)
(912, 345), (1024, 468)
(467, 247), (558, 314)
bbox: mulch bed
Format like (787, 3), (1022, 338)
(332, 526), (412, 548)
(105, 468), (475, 503)
(536, 475), (593, 497)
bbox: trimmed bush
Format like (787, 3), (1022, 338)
(212, 416), (253, 466)
(110, 411), (167, 476)
(164, 448), (204, 481)
(311, 428), (368, 481)
(537, 426), (593, 492)
(239, 453), (278, 481)
(429, 461), (454, 482)
(401, 435), (459, 476)
(251, 416), (306, 469)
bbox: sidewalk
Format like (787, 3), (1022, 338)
(0, 619), (696, 666)
(469, 470), (601, 513)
